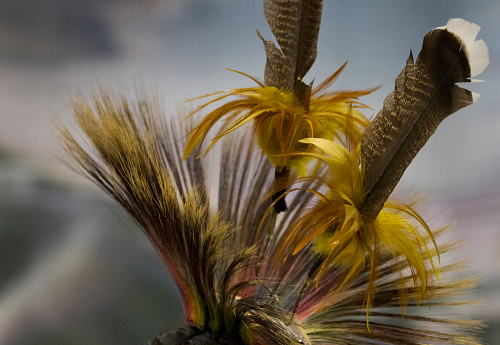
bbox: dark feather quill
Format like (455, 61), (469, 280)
(360, 18), (488, 218)
(258, 0), (323, 212)
(259, 0), (323, 107)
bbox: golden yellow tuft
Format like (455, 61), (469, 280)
(275, 138), (440, 330)
(184, 63), (377, 174)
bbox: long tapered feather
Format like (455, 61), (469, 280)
(360, 18), (489, 219)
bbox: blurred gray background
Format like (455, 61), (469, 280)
(0, 1), (499, 344)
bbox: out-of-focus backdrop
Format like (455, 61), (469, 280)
(0, 1), (498, 344)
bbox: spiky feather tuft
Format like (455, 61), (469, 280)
(272, 138), (440, 328)
(57, 87), (484, 344)
(56, 88), (309, 345)
(183, 66), (376, 175)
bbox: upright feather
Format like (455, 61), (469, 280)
(259, 0), (323, 107)
(360, 18), (489, 219)
(259, 0), (323, 213)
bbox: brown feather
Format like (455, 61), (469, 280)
(360, 20), (488, 219)
(259, 0), (323, 108)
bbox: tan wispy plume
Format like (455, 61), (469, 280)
(56, 87), (484, 344)
(55, 88), (310, 345)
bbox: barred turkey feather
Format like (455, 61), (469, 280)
(360, 18), (489, 218)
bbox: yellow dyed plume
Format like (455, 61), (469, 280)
(184, 63), (377, 174)
(275, 138), (440, 330)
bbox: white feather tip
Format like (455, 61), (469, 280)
(438, 18), (489, 78)
(471, 91), (480, 102)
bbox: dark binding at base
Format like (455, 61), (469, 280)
(147, 326), (244, 345)
(272, 167), (289, 213)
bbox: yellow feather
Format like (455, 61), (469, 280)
(275, 137), (440, 329)
(183, 68), (375, 174)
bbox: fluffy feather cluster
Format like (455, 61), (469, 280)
(183, 63), (377, 175)
(274, 138), (439, 327)
(56, 15), (488, 345)
(58, 88), (482, 344)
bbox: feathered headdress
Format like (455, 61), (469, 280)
(56, 1), (488, 344)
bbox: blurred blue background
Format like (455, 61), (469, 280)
(0, 1), (499, 344)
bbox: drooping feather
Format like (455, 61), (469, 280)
(360, 18), (489, 219)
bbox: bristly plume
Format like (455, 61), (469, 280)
(55, 88), (310, 345)
(360, 18), (489, 219)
